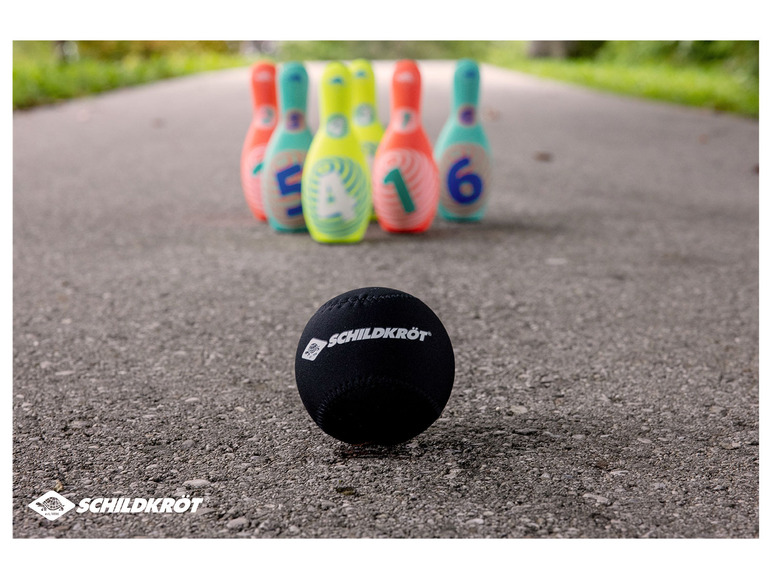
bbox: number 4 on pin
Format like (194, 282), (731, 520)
(318, 171), (357, 220)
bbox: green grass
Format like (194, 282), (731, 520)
(13, 41), (249, 109)
(13, 41), (759, 118)
(485, 42), (759, 117)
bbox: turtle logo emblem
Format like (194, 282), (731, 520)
(301, 338), (327, 361)
(28, 490), (76, 521)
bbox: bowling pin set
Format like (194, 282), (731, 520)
(240, 58), (492, 244)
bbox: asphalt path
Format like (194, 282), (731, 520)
(12, 61), (759, 540)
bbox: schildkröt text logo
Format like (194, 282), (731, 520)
(27, 491), (204, 521)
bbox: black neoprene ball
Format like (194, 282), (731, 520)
(295, 287), (455, 445)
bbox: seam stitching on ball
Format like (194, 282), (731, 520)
(315, 374), (445, 435)
(318, 293), (414, 313)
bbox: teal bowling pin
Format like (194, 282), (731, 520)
(434, 59), (492, 221)
(261, 62), (313, 232)
(301, 62), (372, 244)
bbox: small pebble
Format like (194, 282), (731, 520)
(183, 479), (211, 488)
(226, 517), (249, 530)
(582, 493), (611, 505)
(514, 428), (538, 436)
(719, 441), (741, 450)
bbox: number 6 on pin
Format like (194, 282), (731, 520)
(434, 59), (492, 222)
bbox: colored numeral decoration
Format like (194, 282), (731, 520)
(447, 157), (483, 204)
(304, 156), (370, 238)
(276, 165), (303, 217)
(318, 170), (357, 220)
(372, 148), (438, 231)
(259, 105), (276, 127)
(242, 143), (268, 217)
(263, 149), (307, 230)
(437, 143), (490, 219)
(383, 168), (416, 213)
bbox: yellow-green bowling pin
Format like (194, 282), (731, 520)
(350, 59), (385, 165)
(301, 62), (372, 244)
(350, 59), (384, 222)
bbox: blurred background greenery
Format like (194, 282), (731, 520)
(12, 40), (759, 117)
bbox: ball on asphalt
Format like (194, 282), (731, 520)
(295, 287), (455, 445)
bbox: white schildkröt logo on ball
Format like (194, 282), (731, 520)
(329, 327), (432, 347)
(302, 327), (432, 362)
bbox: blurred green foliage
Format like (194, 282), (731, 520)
(75, 40), (236, 59)
(13, 41), (247, 109)
(13, 40), (759, 117)
(275, 41), (495, 62)
(597, 41), (759, 79)
(487, 41), (758, 117)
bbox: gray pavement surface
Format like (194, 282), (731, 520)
(13, 61), (759, 538)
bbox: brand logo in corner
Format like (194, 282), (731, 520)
(28, 490), (76, 521)
(302, 338), (327, 361)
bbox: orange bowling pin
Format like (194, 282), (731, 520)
(372, 60), (439, 233)
(240, 61), (278, 221)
